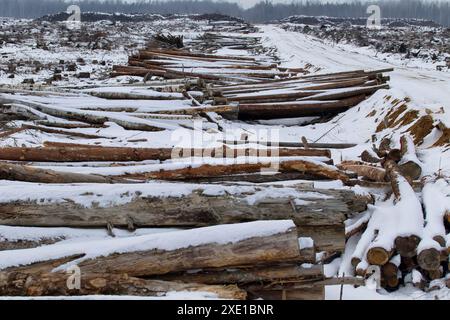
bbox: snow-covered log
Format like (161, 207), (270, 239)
(417, 180), (449, 271)
(398, 134), (422, 180)
(0, 221), (306, 277)
(0, 144), (331, 162)
(0, 183), (371, 252)
(337, 161), (386, 182)
(0, 162), (120, 184)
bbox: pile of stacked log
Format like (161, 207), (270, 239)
(113, 31), (393, 121)
(0, 27), (403, 300)
(342, 134), (450, 292)
(0, 82), (376, 299)
(210, 69), (393, 120)
(0, 220), (326, 299)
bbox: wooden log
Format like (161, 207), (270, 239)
(299, 84), (389, 101)
(399, 134), (422, 180)
(0, 144), (331, 162)
(10, 222), (303, 277)
(155, 264), (323, 285)
(222, 140), (357, 149)
(337, 161), (386, 182)
(21, 124), (107, 139)
(124, 160), (351, 183)
(366, 247), (392, 266)
(0, 127), (26, 139)
(381, 255), (401, 289)
(417, 248), (441, 271)
(0, 162), (120, 184)
(138, 49), (255, 62)
(0, 97), (167, 132)
(360, 150), (381, 163)
(0, 186), (369, 254)
(238, 95), (366, 120)
(0, 272), (246, 299)
(394, 235), (421, 258)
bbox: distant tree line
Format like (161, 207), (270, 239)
(1, 0), (449, 26)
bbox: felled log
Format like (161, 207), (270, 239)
(0, 144), (331, 162)
(156, 264), (323, 285)
(222, 140), (357, 149)
(237, 95), (366, 120)
(417, 180), (448, 271)
(398, 134), (422, 180)
(0, 272), (246, 299)
(21, 124), (107, 139)
(0, 97), (168, 132)
(124, 160), (351, 183)
(1, 221), (304, 277)
(0, 127), (26, 139)
(367, 247), (393, 266)
(381, 255), (401, 289)
(299, 84), (389, 101)
(0, 162), (120, 184)
(0, 185), (371, 252)
(337, 161), (386, 182)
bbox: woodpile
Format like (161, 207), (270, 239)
(344, 135), (450, 292)
(113, 34), (393, 121)
(0, 25), (399, 300)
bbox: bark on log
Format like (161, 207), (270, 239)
(394, 235), (421, 258)
(399, 135), (422, 180)
(0, 162), (120, 184)
(0, 145), (331, 162)
(238, 95), (366, 120)
(337, 161), (386, 182)
(21, 124), (107, 139)
(222, 140), (357, 149)
(19, 225), (303, 277)
(156, 264), (323, 285)
(0, 272), (246, 299)
(124, 160), (351, 183)
(0, 187), (370, 252)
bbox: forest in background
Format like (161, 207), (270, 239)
(1, 0), (450, 26)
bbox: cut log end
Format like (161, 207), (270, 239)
(367, 247), (391, 266)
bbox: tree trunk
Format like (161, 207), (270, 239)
(0, 144), (331, 162)
(0, 272), (246, 299)
(0, 162), (119, 184)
